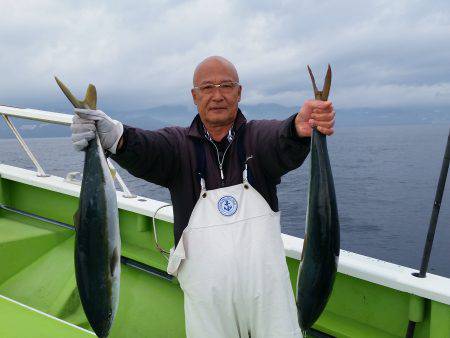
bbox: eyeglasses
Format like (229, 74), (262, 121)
(193, 81), (240, 94)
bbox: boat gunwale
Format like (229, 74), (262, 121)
(0, 164), (173, 222)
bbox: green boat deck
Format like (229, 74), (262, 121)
(0, 171), (186, 337)
(0, 294), (95, 338)
(0, 164), (449, 337)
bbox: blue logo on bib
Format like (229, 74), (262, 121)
(218, 196), (238, 216)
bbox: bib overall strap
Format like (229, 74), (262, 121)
(237, 125), (254, 185)
(193, 138), (206, 190)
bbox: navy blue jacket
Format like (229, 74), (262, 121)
(111, 109), (310, 245)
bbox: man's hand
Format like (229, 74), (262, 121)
(295, 100), (335, 137)
(71, 108), (123, 153)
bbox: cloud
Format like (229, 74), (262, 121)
(0, 0), (449, 111)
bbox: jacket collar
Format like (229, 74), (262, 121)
(187, 108), (247, 139)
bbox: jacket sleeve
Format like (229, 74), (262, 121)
(252, 113), (311, 180)
(110, 125), (181, 188)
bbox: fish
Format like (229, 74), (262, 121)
(296, 65), (340, 332)
(55, 77), (121, 338)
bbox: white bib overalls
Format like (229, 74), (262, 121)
(167, 168), (302, 338)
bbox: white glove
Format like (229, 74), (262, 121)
(71, 108), (123, 154)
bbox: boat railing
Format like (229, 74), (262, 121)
(0, 104), (136, 198)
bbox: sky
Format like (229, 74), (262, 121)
(1, 0), (450, 112)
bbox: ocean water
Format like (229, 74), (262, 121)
(0, 123), (449, 278)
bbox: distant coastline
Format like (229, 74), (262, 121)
(1, 103), (449, 139)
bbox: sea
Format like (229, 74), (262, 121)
(0, 123), (449, 278)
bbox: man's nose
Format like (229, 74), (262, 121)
(211, 87), (224, 101)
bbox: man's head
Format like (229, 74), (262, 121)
(191, 56), (242, 128)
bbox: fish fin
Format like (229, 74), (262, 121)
(55, 76), (97, 110)
(73, 208), (80, 230)
(54, 76), (83, 108)
(82, 84), (97, 110)
(321, 64), (332, 101)
(307, 65), (319, 97)
(110, 247), (120, 277)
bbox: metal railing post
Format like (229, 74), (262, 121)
(107, 159), (136, 198)
(1, 114), (50, 177)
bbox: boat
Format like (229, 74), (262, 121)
(0, 105), (449, 338)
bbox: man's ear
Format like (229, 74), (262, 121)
(191, 88), (198, 105)
(237, 85), (242, 102)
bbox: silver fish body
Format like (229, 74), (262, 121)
(296, 65), (340, 332)
(55, 77), (121, 338)
(74, 135), (121, 338)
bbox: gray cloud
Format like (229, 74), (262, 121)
(0, 0), (449, 111)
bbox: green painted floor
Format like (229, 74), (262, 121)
(0, 295), (93, 338)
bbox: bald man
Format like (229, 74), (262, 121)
(71, 56), (335, 338)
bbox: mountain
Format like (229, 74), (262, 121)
(334, 106), (450, 127)
(114, 105), (196, 128)
(240, 103), (298, 120)
(0, 104), (449, 139)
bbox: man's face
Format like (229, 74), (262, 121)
(191, 60), (242, 127)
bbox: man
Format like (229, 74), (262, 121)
(72, 56), (335, 338)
